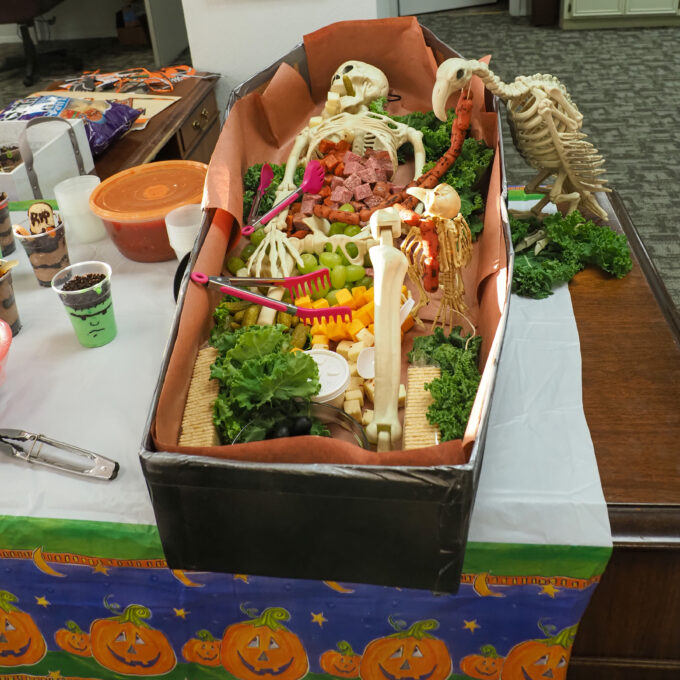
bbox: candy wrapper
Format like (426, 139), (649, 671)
(0, 95), (141, 157)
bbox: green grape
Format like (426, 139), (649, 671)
(226, 256), (245, 275)
(326, 289), (340, 306)
(240, 244), (256, 261)
(330, 265), (347, 290)
(358, 275), (374, 289)
(338, 203), (355, 213)
(319, 252), (342, 268)
(343, 225), (361, 237)
(324, 243), (333, 252)
(345, 264), (366, 283)
(364, 253), (373, 267)
(335, 246), (350, 266)
(345, 242), (358, 258)
(298, 252), (318, 274)
(249, 227), (266, 247)
(310, 266), (331, 300)
(329, 222), (347, 236)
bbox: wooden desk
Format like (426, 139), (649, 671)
(93, 74), (220, 180)
(567, 191), (680, 679)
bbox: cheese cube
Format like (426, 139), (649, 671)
(347, 318), (366, 342)
(336, 340), (354, 359)
(325, 322), (346, 342)
(312, 334), (329, 346)
(364, 286), (374, 302)
(310, 321), (326, 336)
(295, 295), (312, 308)
(349, 362), (359, 377)
(311, 298), (329, 309)
(343, 398), (362, 421)
(364, 378), (376, 403)
(351, 286), (367, 307)
(347, 342), (365, 364)
(401, 314), (415, 333)
(398, 384), (407, 408)
(361, 409), (374, 426)
(335, 288), (354, 307)
(356, 328), (374, 347)
(348, 376), (364, 391)
(345, 388), (364, 407)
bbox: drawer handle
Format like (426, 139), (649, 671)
(200, 107), (209, 119)
(192, 120), (202, 130)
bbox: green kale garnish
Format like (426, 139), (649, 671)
(408, 326), (482, 442)
(511, 211), (633, 299)
(243, 163), (304, 218)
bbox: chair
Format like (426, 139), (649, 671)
(0, 0), (81, 87)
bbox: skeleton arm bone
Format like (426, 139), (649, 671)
(281, 128), (312, 189)
(406, 128), (426, 178)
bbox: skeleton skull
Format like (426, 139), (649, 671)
(328, 61), (389, 113)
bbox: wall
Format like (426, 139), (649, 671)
(0, 0), (122, 43)
(180, 0), (387, 115)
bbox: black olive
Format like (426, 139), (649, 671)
(269, 423), (291, 439)
(291, 416), (312, 436)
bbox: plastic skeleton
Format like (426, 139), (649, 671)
(246, 61), (426, 283)
(432, 58), (609, 220)
(400, 184), (473, 333)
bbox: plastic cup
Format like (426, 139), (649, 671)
(305, 349), (350, 408)
(0, 193), (15, 256)
(51, 261), (117, 348)
(14, 221), (70, 287)
(0, 269), (20, 336)
(54, 175), (107, 244)
(165, 203), (203, 260)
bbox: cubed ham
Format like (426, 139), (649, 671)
(353, 183), (373, 201)
(343, 150), (362, 165)
(358, 166), (377, 184)
(331, 176), (345, 190)
(344, 173), (363, 191)
(363, 195), (383, 208)
(319, 185), (332, 198)
(390, 184), (405, 194)
(374, 150), (391, 162)
(300, 194), (321, 214)
(324, 154), (340, 171)
(343, 161), (363, 176)
(350, 201), (364, 212)
(374, 168), (388, 182)
(373, 181), (391, 198)
(330, 185), (354, 204)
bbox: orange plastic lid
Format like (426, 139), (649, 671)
(90, 161), (208, 222)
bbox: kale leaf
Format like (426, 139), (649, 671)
(243, 163), (304, 218)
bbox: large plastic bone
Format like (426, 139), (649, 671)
(365, 208), (407, 452)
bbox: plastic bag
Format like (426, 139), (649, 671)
(0, 95), (141, 157)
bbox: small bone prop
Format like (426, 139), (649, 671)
(365, 207), (408, 452)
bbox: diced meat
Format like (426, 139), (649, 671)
(358, 166), (377, 184)
(353, 183), (373, 201)
(390, 184), (405, 194)
(374, 167), (388, 182)
(319, 139), (336, 154)
(324, 154), (340, 172)
(343, 150), (362, 165)
(293, 212), (309, 229)
(373, 150), (391, 163)
(330, 185), (354, 204)
(343, 161), (363, 176)
(363, 195), (383, 208)
(300, 194), (321, 214)
(335, 140), (350, 154)
(319, 185), (332, 198)
(344, 173), (363, 191)
(350, 201), (364, 212)
(330, 176), (345, 190)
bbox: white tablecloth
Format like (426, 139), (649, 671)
(0, 208), (611, 550)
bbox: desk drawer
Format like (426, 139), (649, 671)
(178, 89), (218, 156)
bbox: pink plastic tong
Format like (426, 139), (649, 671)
(190, 269), (352, 325)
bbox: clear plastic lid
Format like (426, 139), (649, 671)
(306, 349), (350, 403)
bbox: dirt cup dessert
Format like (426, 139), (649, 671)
(14, 202), (70, 287)
(51, 261), (117, 348)
(0, 192), (14, 255)
(0, 259), (20, 336)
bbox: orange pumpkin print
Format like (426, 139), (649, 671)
(221, 605), (309, 680)
(459, 645), (503, 679)
(360, 617), (451, 680)
(89, 596), (176, 676)
(500, 622), (577, 680)
(320, 640), (361, 677)
(54, 620), (91, 657)
(0, 590), (46, 667)
(182, 629), (221, 666)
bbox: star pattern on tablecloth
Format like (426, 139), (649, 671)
(311, 612), (328, 627)
(35, 595), (50, 608)
(540, 583), (560, 598)
(463, 619), (480, 633)
(174, 608), (189, 619)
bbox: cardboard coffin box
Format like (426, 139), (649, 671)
(140, 17), (513, 593)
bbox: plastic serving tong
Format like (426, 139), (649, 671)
(190, 270), (352, 325)
(242, 160), (325, 235)
(245, 163), (274, 227)
(0, 428), (119, 480)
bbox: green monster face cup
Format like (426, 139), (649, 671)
(51, 261), (117, 348)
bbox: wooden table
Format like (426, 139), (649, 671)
(92, 74), (220, 180)
(567, 191), (680, 679)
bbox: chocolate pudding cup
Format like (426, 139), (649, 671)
(0, 193), (14, 256)
(15, 221), (70, 287)
(0, 269), (21, 336)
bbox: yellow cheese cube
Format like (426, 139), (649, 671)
(361, 409), (374, 426)
(356, 328), (374, 347)
(398, 384), (407, 408)
(336, 340), (354, 360)
(343, 398), (362, 421)
(311, 298), (329, 309)
(312, 334), (329, 346)
(401, 314), (415, 333)
(325, 322), (346, 342)
(348, 376), (364, 391)
(357, 300), (375, 325)
(335, 288), (354, 307)
(347, 318), (366, 342)
(295, 295), (312, 308)
(349, 362), (359, 377)
(310, 321), (326, 336)
(367, 324), (375, 335)
(345, 388), (364, 407)
(364, 287), (374, 302)
(351, 286), (367, 307)
(363, 378), (376, 403)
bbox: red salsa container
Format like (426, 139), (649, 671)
(89, 160), (208, 262)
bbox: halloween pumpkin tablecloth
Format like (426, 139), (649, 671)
(0, 195), (611, 679)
